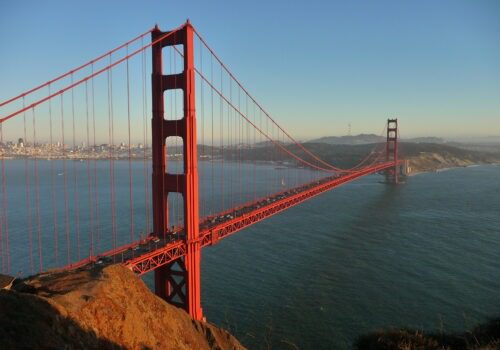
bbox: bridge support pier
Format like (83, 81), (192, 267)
(151, 21), (203, 321)
(385, 118), (399, 183)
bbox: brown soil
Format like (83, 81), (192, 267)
(408, 153), (477, 174)
(0, 264), (246, 350)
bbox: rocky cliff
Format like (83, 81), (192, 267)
(0, 264), (245, 350)
(398, 142), (500, 174)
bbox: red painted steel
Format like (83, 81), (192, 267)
(151, 21), (203, 321)
(0, 26), (183, 123)
(0, 20), (408, 322)
(125, 161), (400, 275)
(0, 29), (154, 109)
(386, 119), (399, 183)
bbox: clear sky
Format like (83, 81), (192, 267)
(1, 0), (499, 139)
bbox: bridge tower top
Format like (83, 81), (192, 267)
(151, 21), (203, 321)
(386, 118), (399, 183)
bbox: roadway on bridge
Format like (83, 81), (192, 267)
(65, 161), (398, 274)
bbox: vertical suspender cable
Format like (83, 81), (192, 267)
(173, 44), (180, 230)
(85, 80), (94, 257)
(141, 38), (151, 235)
(238, 88), (242, 207)
(0, 128), (2, 273)
(210, 53), (214, 216)
(32, 108), (42, 271)
(199, 38), (205, 220)
(48, 85), (58, 265)
(71, 74), (80, 260)
(91, 64), (100, 252)
(220, 64), (224, 213)
(0, 124), (9, 273)
(61, 94), (70, 265)
(107, 54), (117, 253)
(23, 98), (34, 273)
(228, 79), (232, 208)
(126, 45), (135, 242)
(253, 100), (256, 202)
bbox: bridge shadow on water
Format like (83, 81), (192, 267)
(245, 180), (408, 350)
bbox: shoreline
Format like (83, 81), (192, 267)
(408, 161), (500, 177)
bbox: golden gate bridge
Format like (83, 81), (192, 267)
(0, 21), (404, 320)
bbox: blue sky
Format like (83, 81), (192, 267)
(1, 0), (499, 139)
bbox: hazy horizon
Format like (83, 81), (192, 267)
(1, 0), (499, 142)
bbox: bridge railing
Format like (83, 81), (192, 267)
(0, 22), (393, 278)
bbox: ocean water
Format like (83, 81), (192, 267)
(197, 165), (500, 349)
(3, 160), (499, 349)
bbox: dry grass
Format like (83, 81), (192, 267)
(1, 264), (246, 350)
(356, 318), (500, 350)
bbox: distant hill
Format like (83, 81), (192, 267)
(448, 142), (500, 154)
(217, 141), (500, 174)
(448, 136), (500, 144)
(310, 134), (446, 145)
(404, 136), (444, 143)
(310, 134), (384, 145)
(398, 142), (500, 173)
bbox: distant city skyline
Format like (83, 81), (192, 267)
(1, 0), (499, 139)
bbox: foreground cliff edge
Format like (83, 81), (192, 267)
(0, 264), (245, 350)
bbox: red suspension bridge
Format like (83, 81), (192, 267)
(0, 21), (404, 321)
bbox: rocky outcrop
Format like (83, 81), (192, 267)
(407, 152), (477, 174)
(0, 264), (245, 350)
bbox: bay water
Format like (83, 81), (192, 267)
(3, 160), (499, 349)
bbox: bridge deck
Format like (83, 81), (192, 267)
(63, 161), (399, 275)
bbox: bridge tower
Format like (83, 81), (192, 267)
(151, 21), (203, 320)
(385, 118), (399, 183)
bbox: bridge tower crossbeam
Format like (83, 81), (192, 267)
(151, 21), (203, 321)
(385, 118), (399, 183)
